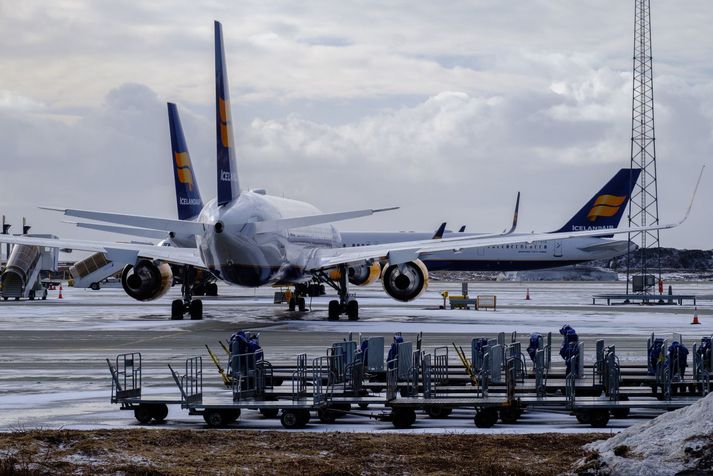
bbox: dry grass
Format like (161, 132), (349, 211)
(0, 430), (609, 476)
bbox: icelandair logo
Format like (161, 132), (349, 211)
(221, 170), (238, 182)
(174, 152), (194, 191)
(179, 198), (202, 206)
(586, 194), (626, 222)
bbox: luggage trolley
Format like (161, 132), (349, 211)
(169, 352), (332, 429)
(107, 353), (182, 424)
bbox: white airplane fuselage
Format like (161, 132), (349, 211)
(340, 231), (632, 272)
(196, 191), (340, 287)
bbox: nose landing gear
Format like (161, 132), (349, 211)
(171, 265), (203, 320)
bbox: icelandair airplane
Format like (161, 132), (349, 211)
(340, 169), (642, 271)
(0, 22), (696, 321)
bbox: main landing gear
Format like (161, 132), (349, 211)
(171, 265), (203, 320)
(318, 265), (359, 321)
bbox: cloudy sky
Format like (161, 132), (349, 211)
(1, 0), (711, 249)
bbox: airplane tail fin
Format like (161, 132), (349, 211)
(554, 168), (641, 233)
(168, 103), (204, 220)
(214, 20), (241, 206)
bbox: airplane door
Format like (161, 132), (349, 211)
(553, 240), (563, 257)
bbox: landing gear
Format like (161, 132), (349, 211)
(171, 265), (203, 320)
(319, 265), (359, 321)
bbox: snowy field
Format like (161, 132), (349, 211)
(0, 280), (711, 433)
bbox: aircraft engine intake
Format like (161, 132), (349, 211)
(348, 261), (381, 286)
(381, 259), (428, 302)
(121, 260), (173, 301)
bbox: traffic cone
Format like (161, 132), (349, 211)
(525, 288), (531, 300)
(691, 307), (700, 325)
(58, 285), (63, 299)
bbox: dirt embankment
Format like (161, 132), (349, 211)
(0, 430), (606, 475)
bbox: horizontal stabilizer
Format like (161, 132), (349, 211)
(41, 207), (205, 235)
(66, 221), (170, 240)
(243, 207), (399, 234)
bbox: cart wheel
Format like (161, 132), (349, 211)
(590, 410), (610, 428)
(259, 408), (279, 419)
(474, 409), (498, 428)
(391, 408), (416, 429)
(426, 406), (451, 419)
(203, 410), (225, 428)
(499, 407), (520, 424)
(575, 411), (592, 424)
(296, 409), (310, 427)
(150, 404), (169, 423)
(134, 405), (153, 424)
(224, 409), (241, 424)
(318, 408), (337, 424)
(280, 410), (301, 429)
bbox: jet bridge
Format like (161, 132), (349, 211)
(1, 235), (59, 300)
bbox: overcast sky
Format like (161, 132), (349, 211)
(0, 0), (711, 249)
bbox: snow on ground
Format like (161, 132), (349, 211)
(580, 392), (713, 475)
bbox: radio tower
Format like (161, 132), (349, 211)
(626, 0), (662, 295)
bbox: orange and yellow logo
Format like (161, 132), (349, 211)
(174, 151), (194, 190)
(587, 195), (626, 222)
(219, 97), (232, 148)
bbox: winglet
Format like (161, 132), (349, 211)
(679, 165), (705, 225)
(505, 191), (520, 235)
(214, 20), (241, 206)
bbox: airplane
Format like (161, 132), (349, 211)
(0, 21), (697, 322)
(339, 168), (642, 271)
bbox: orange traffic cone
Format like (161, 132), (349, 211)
(525, 288), (531, 300)
(58, 285), (63, 299)
(691, 307), (700, 325)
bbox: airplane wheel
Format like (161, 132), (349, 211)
(328, 300), (340, 320)
(90, 282), (100, 291)
(346, 300), (359, 321)
(298, 297), (306, 312)
(171, 300), (184, 320)
(189, 300), (203, 320)
(206, 283), (218, 296)
(288, 297), (296, 312)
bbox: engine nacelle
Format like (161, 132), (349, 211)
(381, 259), (429, 302)
(121, 260), (173, 301)
(348, 261), (382, 286)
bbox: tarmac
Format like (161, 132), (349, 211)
(0, 280), (711, 432)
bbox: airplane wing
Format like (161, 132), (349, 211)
(0, 234), (204, 268)
(66, 221), (170, 239)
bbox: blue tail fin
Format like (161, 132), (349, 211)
(555, 168), (641, 233)
(214, 20), (241, 206)
(168, 102), (204, 220)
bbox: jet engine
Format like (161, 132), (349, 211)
(348, 261), (382, 286)
(381, 259), (429, 302)
(121, 260), (173, 301)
